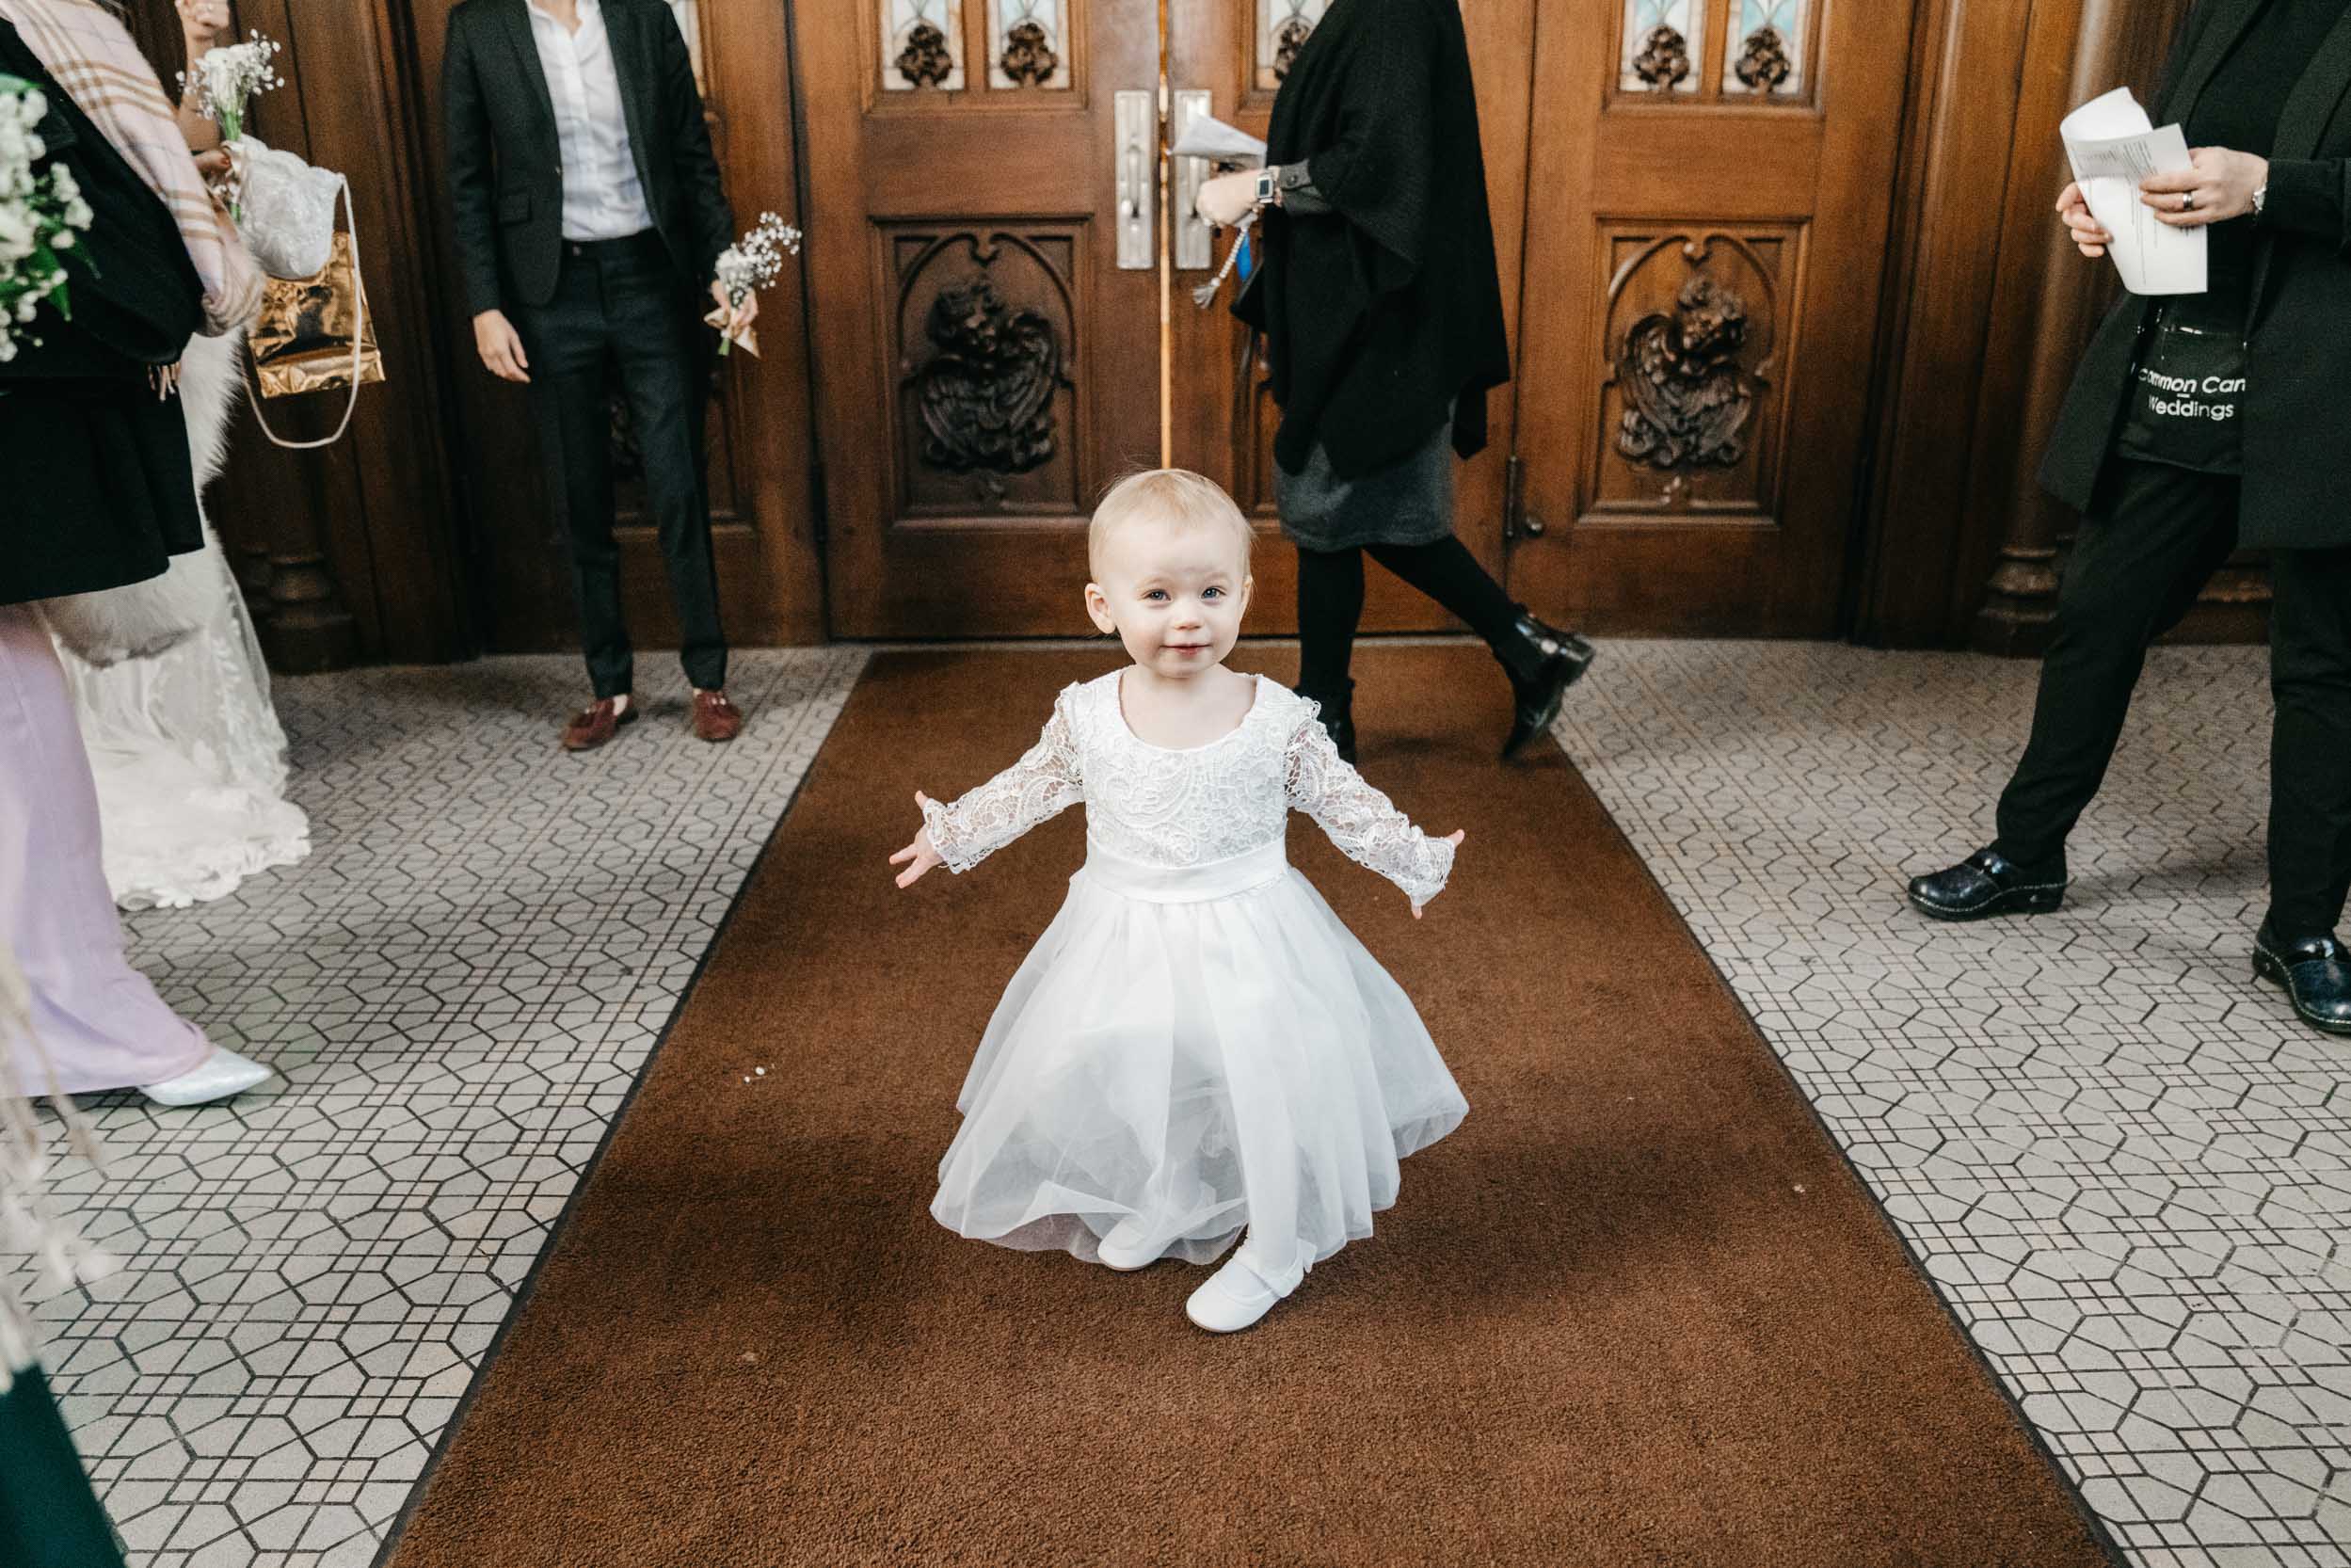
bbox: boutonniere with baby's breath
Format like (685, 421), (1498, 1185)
(706, 211), (802, 359)
(179, 31), (281, 144)
(180, 31), (282, 221)
(0, 73), (93, 364)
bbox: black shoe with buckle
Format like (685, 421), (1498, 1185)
(1906, 848), (2069, 921)
(1500, 611), (1596, 760)
(2252, 924), (2351, 1036)
(1293, 680), (1356, 764)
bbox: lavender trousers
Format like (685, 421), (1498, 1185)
(0, 604), (209, 1096)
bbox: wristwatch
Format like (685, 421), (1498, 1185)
(2252, 181), (2269, 221)
(1254, 166), (1281, 208)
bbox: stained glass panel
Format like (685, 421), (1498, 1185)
(881, 0), (966, 92)
(1255, 0), (1332, 92)
(988, 0), (1068, 89)
(1620, 0), (1703, 95)
(1723, 0), (1807, 97)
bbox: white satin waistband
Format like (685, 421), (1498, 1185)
(1079, 838), (1288, 904)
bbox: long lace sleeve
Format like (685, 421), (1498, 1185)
(920, 688), (1086, 873)
(1284, 711), (1455, 908)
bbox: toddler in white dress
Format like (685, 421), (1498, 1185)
(889, 470), (1468, 1332)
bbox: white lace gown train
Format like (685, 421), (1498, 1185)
(55, 330), (309, 911)
(922, 672), (1467, 1274)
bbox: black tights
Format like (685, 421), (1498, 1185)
(1295, 537), (1527, 705)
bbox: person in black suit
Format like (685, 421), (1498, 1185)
(442, 0), (752, 749)
(1909, 0), (2351, 1038)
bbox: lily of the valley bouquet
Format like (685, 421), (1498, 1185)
(0, 74), (91, 364)
(707, 211), (801, 359)
(179, 31), (282, 219)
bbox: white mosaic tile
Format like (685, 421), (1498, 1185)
(1550, 641), (2351, 1568)
(12, 648), (865, 1568)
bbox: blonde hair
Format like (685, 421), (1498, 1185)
(1088, 469), (1254, 579)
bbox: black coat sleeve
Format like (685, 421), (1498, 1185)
(440, 8), (504, 317)
(1293, 0), (1437, 295)
(657, 16), (732, 281)
(2261, 158), (2351, 253)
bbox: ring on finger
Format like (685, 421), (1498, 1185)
(2181, 191), (2197, 212)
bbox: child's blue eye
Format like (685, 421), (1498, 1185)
(1204, 587), (1224, 600)
(1144, 590), (1168, 601)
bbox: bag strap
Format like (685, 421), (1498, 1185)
(246, 175), (368, 451)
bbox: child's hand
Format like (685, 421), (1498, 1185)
(1411, 830), (1467, 920)
(889, 792), (946, 888)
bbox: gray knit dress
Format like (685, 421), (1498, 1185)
(1272, 411), (1456, 552)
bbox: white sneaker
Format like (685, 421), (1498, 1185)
(1184, 1241), (1305, 1334)
(140, 1048), (275, 1108)
(1097, 1213), (1161, 1272)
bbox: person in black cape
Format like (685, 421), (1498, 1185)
(1202, 0), (1593, 763)
(1907, 0), (2351, 1038)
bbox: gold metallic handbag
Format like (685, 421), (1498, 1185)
(246, 180), (381, 449)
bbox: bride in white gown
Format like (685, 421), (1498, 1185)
(55, 329), (310, 911)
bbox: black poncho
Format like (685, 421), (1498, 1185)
(1234, 0), (1511, 480)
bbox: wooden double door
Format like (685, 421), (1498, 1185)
(796, 0), (1920, 640)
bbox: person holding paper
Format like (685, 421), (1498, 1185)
(1194, 0), (1593, 764)
(1909, 0), (2351, 1038)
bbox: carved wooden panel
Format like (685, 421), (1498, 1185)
(888, 226), (1082, 516)
(1591, 226), (1798, 521)
(882, 0), (966, 90)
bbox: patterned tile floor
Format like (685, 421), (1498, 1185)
(16, 648), (866, 1568)
(12, 640), (2346, 1568)
(1550, 642), (2349, 1568)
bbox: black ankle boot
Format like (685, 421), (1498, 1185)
(1499, 610), (1596, 760)
(2253, 923), (2351, 1036)
(1293, 680), (1356, 763)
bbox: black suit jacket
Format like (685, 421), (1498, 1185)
(440, 0), (732, 315)
(2041, 0), (2351, 550)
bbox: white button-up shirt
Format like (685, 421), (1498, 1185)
(524, 0), (658, 242)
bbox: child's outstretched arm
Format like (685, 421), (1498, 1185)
(889, 687), (1085, 888)
(1283, 709), (1463, 917)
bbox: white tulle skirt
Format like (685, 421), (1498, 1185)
(931, 837), (1467, 1272)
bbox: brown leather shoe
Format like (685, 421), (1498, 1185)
(561, 696), (637, 752)
(691, 688), (743, 743)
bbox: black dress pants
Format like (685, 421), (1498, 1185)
(1992, 456), (2351, 937)
(1295, 536), (1527, 702)
(513, 232), (725, 699)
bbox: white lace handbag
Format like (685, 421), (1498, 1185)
(228, 136), (369, 450)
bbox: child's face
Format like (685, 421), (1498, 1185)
(1085, 512), (1253, 680)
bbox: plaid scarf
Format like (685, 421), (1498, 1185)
(0, 0), (260, 334)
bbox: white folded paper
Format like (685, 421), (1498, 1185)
(1171, 114), (1267, 168)
(2061, 87), (2207, 296)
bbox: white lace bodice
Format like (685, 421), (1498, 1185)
(921, 672), (1455, 907)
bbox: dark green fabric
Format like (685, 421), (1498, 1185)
(0, 1365), (127, 1568)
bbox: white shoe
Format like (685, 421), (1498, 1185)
(140, 1048), (275, 1108)
(1097, 1213), (1161, 1272)
(1184, 1242), (1305, 1334)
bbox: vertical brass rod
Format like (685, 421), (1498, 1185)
(1158, 0), (1173, 465)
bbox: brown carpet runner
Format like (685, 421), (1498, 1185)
(378, 648), (2116, 1568)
